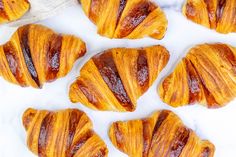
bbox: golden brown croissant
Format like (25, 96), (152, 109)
(0, 24), (86, 88)
(183, 0), (236, 34)
(158, 43), (236, 108)
(22, 108), (108, 157)
(0, 0), (30, 24)
(69, 45), (170, 112)
(80, 0), (168, 39)
(109, 110), (215, 157)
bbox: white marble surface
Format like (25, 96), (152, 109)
(0, 0), (236, 156)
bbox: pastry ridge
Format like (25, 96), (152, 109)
(183, 0), (236, 34)
(0, 24), (86, 88)
(80, 0), (168, 39)
(0, 0), (30, 24)
(69, 45), (170, 112)
(158, 43), (236, 108)
(109, 110), (215, 157)
(22, 108), (108, 157)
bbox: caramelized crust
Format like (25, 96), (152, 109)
(0, 0), (30, 24)
(22, 108), (108, 157)
(69, 45), (169, 112)
(80, 0), (168, 39)
(109, 110), (215, 157)
(183, 0), (236, 34)
(158, 43), (236, 108)
(0, 24), (86, 88)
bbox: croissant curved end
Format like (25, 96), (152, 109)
(0, 0), (30, 24)
(183, 0), (236, 34)
(22, 108), (37, 130)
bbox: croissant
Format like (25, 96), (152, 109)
(109, 110), (215, 157)
(80, 0), (168, 39)
(0, 0), (30, 24)
(183, 0), (236, 34)
(69, 45), (170, 112)
(158, 43), (236, 108)
(0, 24), (86, 88)
(22, 108), (108, 157)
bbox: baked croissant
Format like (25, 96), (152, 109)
(80, 0), (168, 39)
(109, 110), (215, 157)
(0, 0), (30, 24)
(69, 45), (170, 112)
(0, 24), (86, 88)
(22, 108), (108, 157)
(183, 0), (236, 34)
(158, 43), (236, 108)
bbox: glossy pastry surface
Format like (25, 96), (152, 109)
(22, 108), (108, 157)
(80, 0), (168, 39)
(158, 43), (236, 108)
(0, 24), (86, 88)
(0, 0), (30, 24)
(69, 45), (169, 112)
(183, 0), (236, 34)
(109, 110), (215, 157)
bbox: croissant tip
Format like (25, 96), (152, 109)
(22, 108), (37, 130)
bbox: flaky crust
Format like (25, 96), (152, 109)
(22, 108), (108, 157)
(0, 24), (86, 88)
(109, 110), (215, 157)
(69, 45), (169, 112)
(158, 43), (236, 108)
(0, 0), (30, 24)
(183, 0), (236, 34)
(80, 0), (168, 39)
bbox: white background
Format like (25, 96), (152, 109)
(0, 0), (236, 156)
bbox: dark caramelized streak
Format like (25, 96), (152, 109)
(185, 2), (196, 18)
(204, 0), (216, 28)
(113, 123), (123, 149)
(116, 0), (127, 25)
(38, 113), (54, 157)
(76, 79), (99, 107)
(216, 0), (226, 22)
(152, 110), (169, 135)
(184, 58), (201, 104)
(118, 1), (156, 37)
(66, 110), (82, 156)
(142, 119), (151, 157)
(23, 110), (36, 130)
(92, 51), (133, 111)
(69, 130), (93, 156)
(201, 147), (211, 157)
(169, 127), (190, 157)
(0, 0), (9, 20)
(19, 25), (41, 87)
(137, 50), (149, 92)
(3, 42), (26, 86)
(46, 34), (62, 82)
(92, 148), (107, 157)
(89, 0), (100, 23)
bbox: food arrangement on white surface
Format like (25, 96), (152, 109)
(0, 0), (236, 157)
